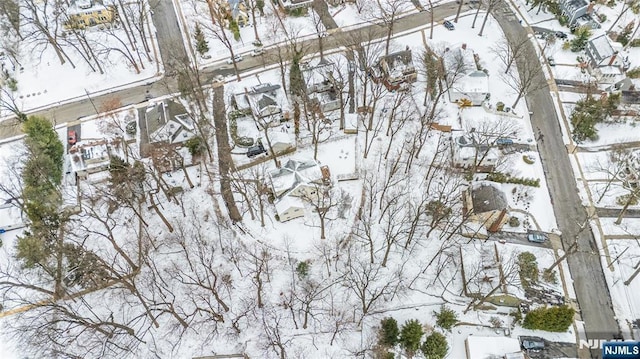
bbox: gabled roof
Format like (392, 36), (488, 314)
(588, 34), (615, 63)
(269, 158), (322, 197)
(146, 100), (193, 144)
(472, 184), (507, 213)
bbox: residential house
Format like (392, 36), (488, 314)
(452, 135), (499, 172)
(145, 100), (196, 147)
(68, 139), (125, 180)
(375, 48), (417, 90)
(262, 131), (295, 155)
(585, 34), (629, 83)
(303, 61), (342, 112)
(444, 44), (489, 105)
(232, 83), (288, 120)
(559, 0), (593, 25)
(64, 0), (117, 30)
(268, 158), (325, 221)
(227, 0), (250, 27)
(465, 336), (523, 359)
(462, 183), (509, 232)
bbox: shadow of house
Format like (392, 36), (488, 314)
(142, 100), (194, 158)
(463, 183), (509, 233)
(375, 47), (417, 91)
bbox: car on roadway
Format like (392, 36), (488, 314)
(521, 339), (545, 352)
(68, 130), (77, 145)
(226, 54), (243, 65)
(443, 20), (455, 30)
(250, 48), (264, 56)
(527, 231), (548, 243)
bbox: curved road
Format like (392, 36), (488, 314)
(494, 0), (620, 357)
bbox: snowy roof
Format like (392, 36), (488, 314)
(303, 62), (336, 91)
(269, 158), (322, 196)
(265, 131), (293, 146)
(379, 49), (415, 78)
(465, 336), (522, 359)
(472, 184), (507, 213)
(444, 46), (477, 75)
(561, 0), (589, 11)
(69, 0), (113, 14)
(146, 100), (193, 144)
(69, 140), (110, 173)
(588, 35), (615, 63)
(274, 194), (305, 214)
(234, 83), (288, 116)
(454, 71), (489, 94)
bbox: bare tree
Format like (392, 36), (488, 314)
(501, 51), (546, 108)
(364, 0), (411, 56)
(478, 0), (500, 36)
(300, 184), (347, 240)
(490, 31), (531, 74)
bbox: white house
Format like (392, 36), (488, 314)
(452, 135), (499, 172)
(585, 35), (629, 84)
(465, 336), (523, 359)
(268, 158), (324, 222)
(444, 44), (489, 106)
(262, 131), (295, 155)
(68, 139), (112, 179)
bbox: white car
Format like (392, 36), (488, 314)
(226, 54), (243, 64)
(250, 48), (264, 56)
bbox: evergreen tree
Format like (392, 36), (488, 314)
(17, 116), (64, 268)
(194, 23), (209, 55)
(421, 332), (448, 359)
(523, 305), (575, 332)
(399, 319), (424, 355)
(378, 317), (400, 347)
(434, 306), (458, 331)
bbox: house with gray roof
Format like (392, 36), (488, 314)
(462, 183), (509, 233)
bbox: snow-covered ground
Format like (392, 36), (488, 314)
(0, 2), (161, 119)
(0, 2), (617, 358)
(506, 0), (640, 338)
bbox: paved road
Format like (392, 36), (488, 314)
(149, 0), (189, 70)
(0, 3), (459, 140)
(494, 0), (620, 356)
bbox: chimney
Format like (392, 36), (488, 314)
(586, 1), (595, 14)
(462, 43), (467, 50)
(609, 51), (618, 66)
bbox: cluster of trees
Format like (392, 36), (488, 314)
(0, 0), (154, 74)
(523, 305), (575, 332)
(570, 93), (620, 143)
(377, 310), (454, 359)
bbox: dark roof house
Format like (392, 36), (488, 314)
(471, 184), (507, 214)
